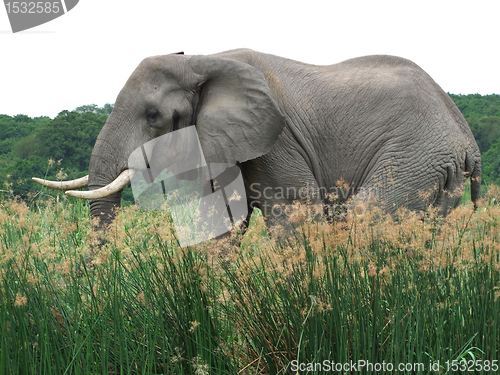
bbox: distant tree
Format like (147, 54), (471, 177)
(450, 94), (500, 119)
(74, 104), (99, 113)
(0, 105), (111, 199)
(0, 114), (49, 155)
(75, 103), (114, 116)
(35, 109), (107, 172)
(470, 116), (500, 154)
(3, 156), (48, 198)
(13, 133), (37, 159)
(101, 103), (114, 115)
(482, 141), (500, 186)
(449, 94), (500, 189)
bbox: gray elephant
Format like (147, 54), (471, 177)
(34, 48), (481, 231)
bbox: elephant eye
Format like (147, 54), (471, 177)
(146, 109), (159, 123)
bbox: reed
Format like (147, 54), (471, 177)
(0, 186), (499, 374)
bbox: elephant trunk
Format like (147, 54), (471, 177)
(86, 170), (136, 228)
(86, 124), (131, 228)
(89, 193), (122, 228)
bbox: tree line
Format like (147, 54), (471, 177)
(449, 94), (500, 186)
(0, 104), (117, 201)
(1, 95), (499, 203)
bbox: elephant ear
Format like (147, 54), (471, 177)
(189, 55), (285, 165)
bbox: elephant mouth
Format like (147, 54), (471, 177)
(33, 169), (136, 199)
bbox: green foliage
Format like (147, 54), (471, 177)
(450, 93), (500, 119)
(35, 110), (107, 171)
(12, 133), (37, 159)
(471, 116), (500, 154)
(483, 142), (500, 186)
(0, 114), (49, 155)
(449, 94), (500, 154)
(0, 105), (112, 200)
(74, 103), (114, 116)
(449, 94), (500, 186)
(0, 195), (499, 374)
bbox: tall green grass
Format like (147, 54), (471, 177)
(0, 188), (499, 374)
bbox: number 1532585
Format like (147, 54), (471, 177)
(5, 2), (61, 14)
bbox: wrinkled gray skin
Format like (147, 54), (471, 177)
(89, 49), (481, 228)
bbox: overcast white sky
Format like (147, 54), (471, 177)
(0, 0), (498, 118)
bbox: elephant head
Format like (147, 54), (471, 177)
(34, 53), (285, 227)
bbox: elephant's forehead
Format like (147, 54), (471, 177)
(135, 55), (187, 77)
(120, 59), (178, 93)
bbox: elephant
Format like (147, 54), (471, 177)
(34, 48), (481, 234)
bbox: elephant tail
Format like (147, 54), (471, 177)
(465, 148), (481, 209)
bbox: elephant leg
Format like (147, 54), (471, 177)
(196, 166), (255, 246)
(357, 160), (465, 216)
(245, 173), (324, 234)
(432, 164), (466, 215)
(235, 202), (254, 235)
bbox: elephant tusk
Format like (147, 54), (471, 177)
(32, 175), (89, 190)
(65, 169), (136, 199)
